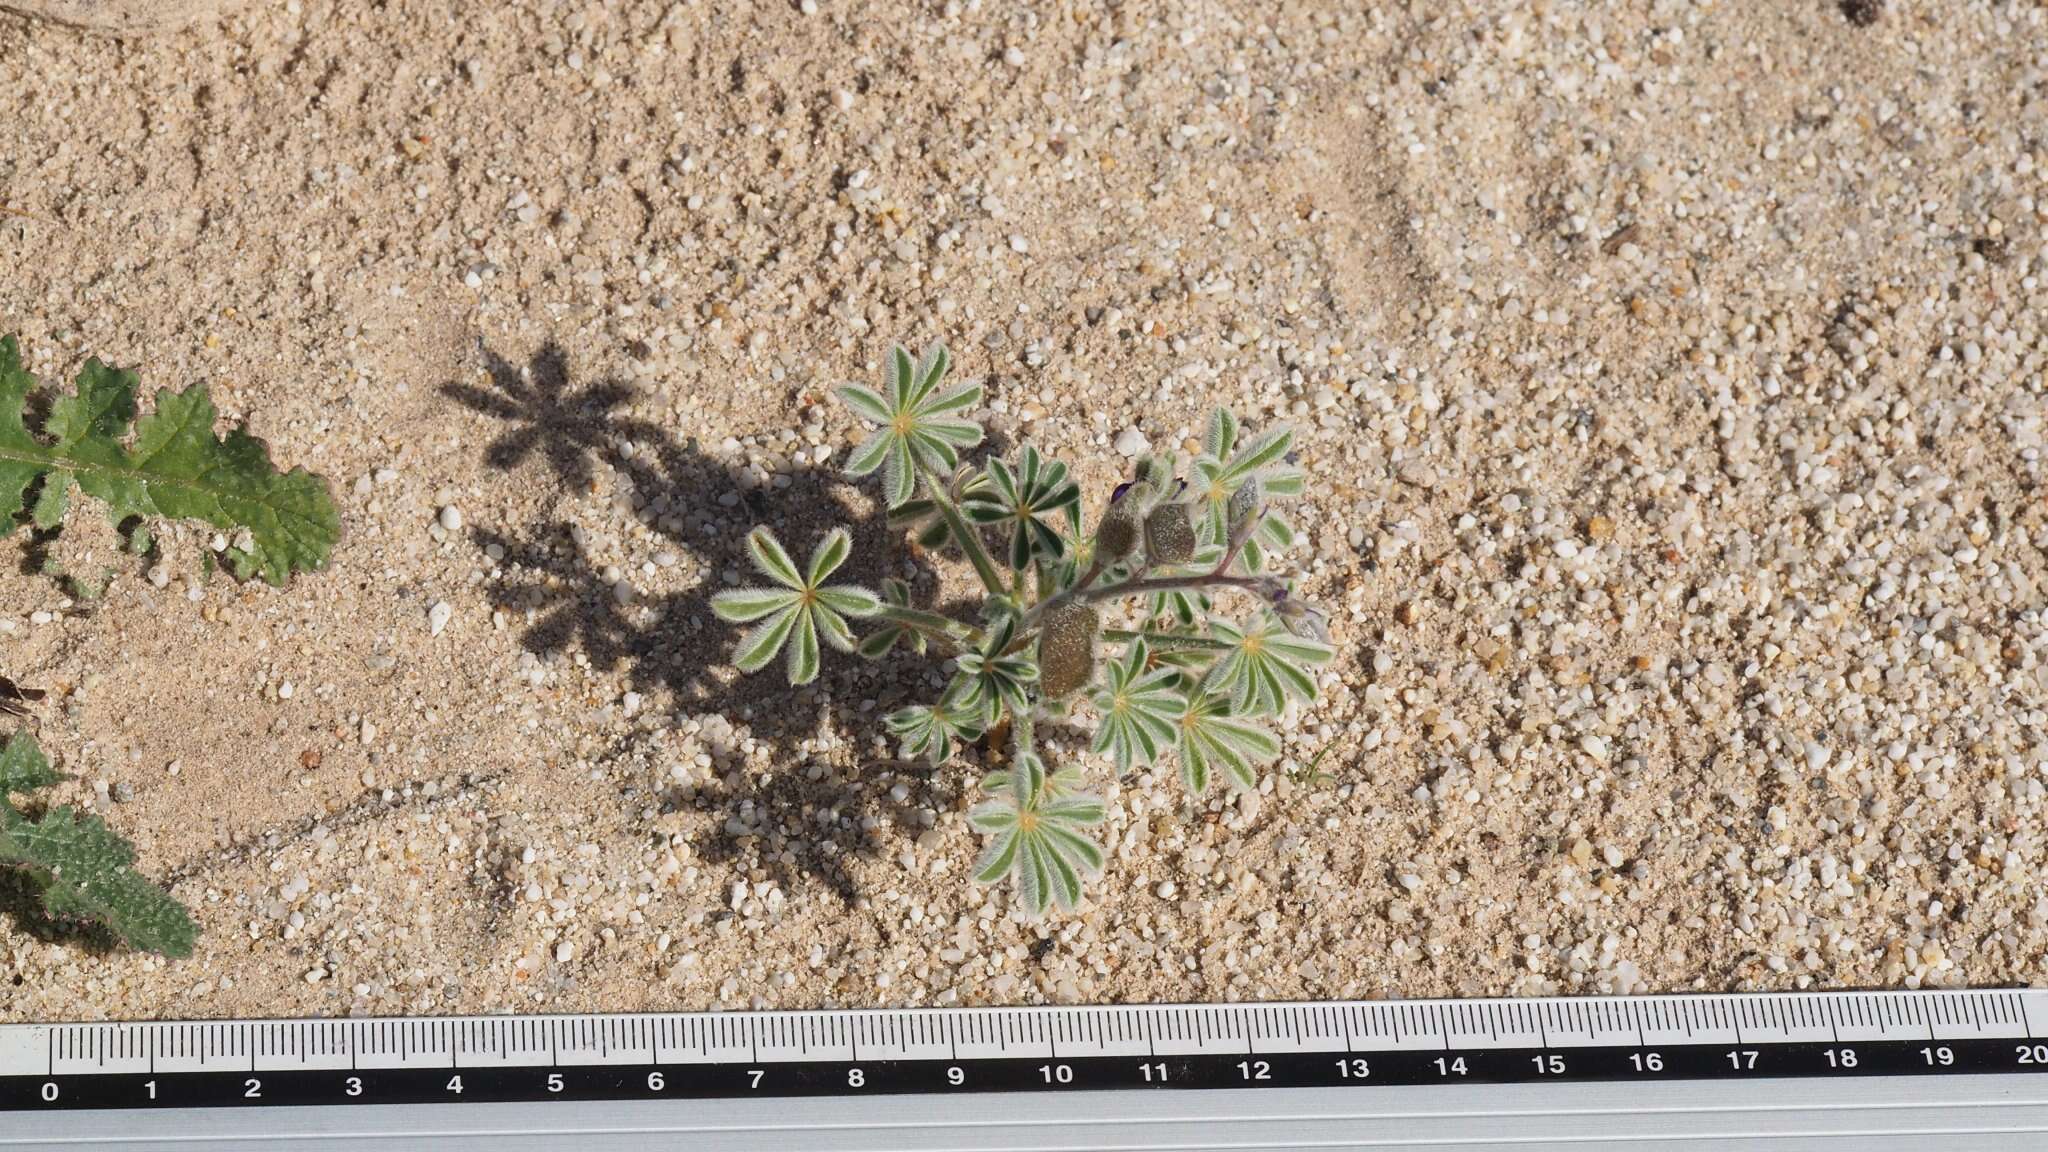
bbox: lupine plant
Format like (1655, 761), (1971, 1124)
(710, 344), (1334, 914)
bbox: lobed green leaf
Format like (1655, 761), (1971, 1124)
(0, 734), (195, 958)
(0, 336), (338, 586)
(0, 731), (62, 794)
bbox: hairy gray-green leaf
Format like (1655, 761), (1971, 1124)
(968, 750), (1105, 915)
(885, 701), (982, 765)
(837, 344), (983, 508)
(1173, 691), (1280, 794)
(1190, 408), (1300, 573)
(961, 445), (1081, 571)
(711, 526), (880, 685)
(1202, 611), (1334, 716)
(0, 335), (339, 585)
(1089, 640), (1184, 774)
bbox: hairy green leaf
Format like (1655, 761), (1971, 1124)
(886, 701), (983, 765)
(0, 733), (195, 957)
(1202, 611), (1334, 716)
(887, 465), (993, 554)
(0, 336), (339, 585)
(961, 445), (1081, 571)
(857, 578), (927, 658)
(838, 344), (983, 508)
(1189, 408), (1301, 572)
(947, 617), (1039, 725)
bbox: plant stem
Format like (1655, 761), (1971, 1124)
(1083, 571), (1268, 602)
(1000, 557), (1270, 661)
(926, 479), (1008, 598)
(1101, 628), (1231, 650)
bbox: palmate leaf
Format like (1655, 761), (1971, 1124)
(1202, 611), (1334, 716)
(0, 732), (195, 957)
(1173, 691), (1280, 794)
(887, 465), (992, 552)
(885, 701), (983, 765)
(857, 578), (927, 658)
(837, 344), (983, 508)
(0, 335), (339, 585)
(1089, 640), (1184, 773)
(968, 751), (1105, 915)
(960, 444), (1081, 571)
(1190, 408), (1300, 573)
(946, 616), (1039, 725)
(710, 527), (881, 685)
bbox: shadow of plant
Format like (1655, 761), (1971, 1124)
(444, 342), (992, 904)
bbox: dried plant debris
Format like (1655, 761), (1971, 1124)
(0, 674), (43, 720)
(0, 732), (195, 957)
(0, 335), (338, 585)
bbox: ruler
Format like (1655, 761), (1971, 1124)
(5, 989), (2048, 1150)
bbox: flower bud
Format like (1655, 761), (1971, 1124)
(1093, 481), (1151, 561)
(1226, 475), (1263, 540)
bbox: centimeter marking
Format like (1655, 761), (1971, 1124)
(3, 989), (2045, 1112)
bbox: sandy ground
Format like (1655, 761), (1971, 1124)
(0, 0), (2045, 1023)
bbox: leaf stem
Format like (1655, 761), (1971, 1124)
(926, 478), (1008, 598)
(875, 604), (984, 652)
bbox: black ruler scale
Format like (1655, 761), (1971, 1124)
(2, 990), (2044, 1110)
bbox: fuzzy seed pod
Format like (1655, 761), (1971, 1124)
(1037, 602), (1101, 698)
(1143, 502), (1196, 564)
(1095, 508), (1139, 560)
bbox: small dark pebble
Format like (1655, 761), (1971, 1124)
(1840, 0), (1882, 27)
